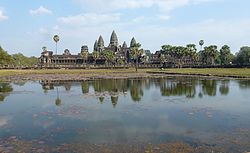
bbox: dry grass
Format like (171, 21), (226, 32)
(149, 68), (250, 77)
(0, 68), (149, 77)
(0, 68), (250, 78)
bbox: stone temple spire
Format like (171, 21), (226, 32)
(130, 37), (137, 48)
(122, 41), (128, 48)
(94, 40), (98, 51)
(97, 35), (104, 48)
(110, 30), (118, 47)
(97, 35), (105, 52)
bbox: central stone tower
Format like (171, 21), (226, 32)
(109, 30), (118, 47)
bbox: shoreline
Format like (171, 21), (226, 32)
(0, 68), (250, 82)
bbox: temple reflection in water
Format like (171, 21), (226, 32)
(1, 78), (249, 104)
(37, 77), (250, 107)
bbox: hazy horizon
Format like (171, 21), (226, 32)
(1, 0), (250, 56)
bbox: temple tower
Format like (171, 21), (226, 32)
(130, 37), (137, 48)
(109, 30), (118, 47)
(97, 35), (105, 51)
(94, 40), (98, 51)
(122, 41), (128, 48)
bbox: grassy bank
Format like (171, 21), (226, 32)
(0, 68), (149, 77)
(0, 68), (250, 79)
(148, 68), (250, 78)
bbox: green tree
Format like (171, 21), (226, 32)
(12, 53), (38, 66)
(236, 46), (250, 65)
(0, 46), (15, 66)
(103, 50), (115, 66)
(161, 45), (174, 65)
(204, 45), (219, 65)
(161, 45), (173, 55)
(159, 54), (166, 66)
(186, 44), (198, 66)
(220, 45), (232, 65)
(81, 50), (89, 64)
(131, 43), (144, 72)
(173, 46), (187, 68)
(117, 58), (125, 65)
(92, 51), (100, 65)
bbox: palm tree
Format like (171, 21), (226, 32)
(186, 44), (197, 66)
(53, 35), (59, 65)
(103, 50), (115, 66)
(92, 51), (100, 66)
(161, 45), (173, 55)
(159, 54), (165, 66)
(204, 45), (218, 65)
(199, 40), (204, 51)
(174, 46), (186, 68)
(53, 35), (60, 55)
(220, 45), (231, 65)
(81, 51), (89, 64)
(131, 43), (144, 72)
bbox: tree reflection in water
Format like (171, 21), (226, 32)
(238, 80), (250, 89)
(0, 83), (13, 102)
(99, 96), (105, 103)
(111, 96), (118, 108)
(39, 77), (235, 107)
(55, 87), (62, 106)
(201, 79), (217, 96)
(81, 81), (89, 94)
(219, 80), (230, 95)
(130, 79), (144, 102)
(159, 77), (196, 98)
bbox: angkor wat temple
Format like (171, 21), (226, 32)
(39, 30), (139, 66)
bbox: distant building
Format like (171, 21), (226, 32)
(39, 30), (138, 66)
(94, 30), (137, 63)
(40, 49), (83, 65)
(144, 50), (152, 62)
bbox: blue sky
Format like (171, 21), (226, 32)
(0, 0), (250, 56)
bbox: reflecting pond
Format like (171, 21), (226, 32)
(0, 77), (250, 152)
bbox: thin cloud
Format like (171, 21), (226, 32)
(29, 6), (52, 16)
(75, 0), (214, 12)
(58, 13), (121, 26)
(0, 9), (8, 21)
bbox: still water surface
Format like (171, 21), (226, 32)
(0, 77), (250, 152)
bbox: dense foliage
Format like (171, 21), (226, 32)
(161, 43), (249, 67)
(12, 53), (38, 66)
(235, 47), (250, 65)
(0, 46), (15, 66)
(0, 46), (38, 67)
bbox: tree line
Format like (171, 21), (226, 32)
(0, 46), (38, 67)
(1, 40), (250, 68)
(160, 41), (250, 67)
